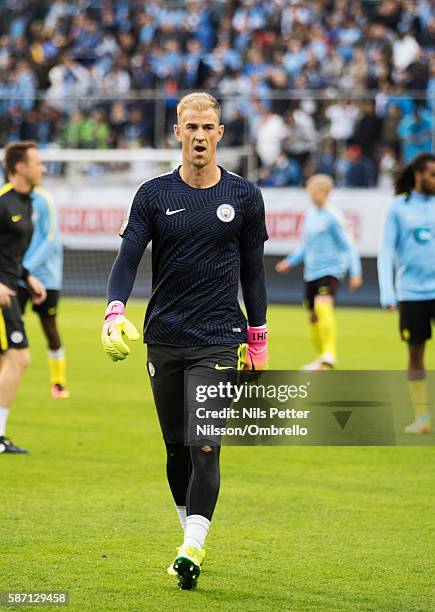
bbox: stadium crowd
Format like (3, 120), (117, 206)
(0, 0), (433, 186)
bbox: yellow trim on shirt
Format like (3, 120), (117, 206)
(0, 182), (13, 197)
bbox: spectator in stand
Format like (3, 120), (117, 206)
(323, 48), (345, 86)
(393, 30), (421, 72)
(343, 144), (373, 187)
(130, 54), (154, 90)
(340, 47), (368, 94)
(223, 109), (245, 147)
(407, 48), (430, 91)
(398, 106), (433, 163)
(94, 30), (120, 76)
(381, 103), (402, 156)
(337, 17), (362, 62)
(267, 65), (292, 116)
(45, 53), (90, 113)
(390, 81), (416, 116)
(122, 107), (148, 148)
(62, 108), (109, 149)
(302, 55), (328, 90)
(20, 106), (58, 146)
(283, 38), (307, 78)
(99, 61), (131, 96)
(255, 106), (287, 168)
(44, 0), (76, 31)
(325, 100), (359, 144)
(283, 104), (317, 172)
(7, 59), (36, 112)
(377, 146), (399, 190)
(0, 0), (430, 180)
(313, 139), (336, 179)
(428, 58), (435, 110)
(258, 151), (302, 187)
(364, 22), (393, 66)
(90, 109), (111, 150)
(354, 100), (382, 159)
(108, 101), (128, 148)
(218, 68), (251, 124)
(63, 109), (86, 148)
(70, 14), (101, 65)
(182, 38), (207, 89)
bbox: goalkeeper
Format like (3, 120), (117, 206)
(101, 92), (268, 590)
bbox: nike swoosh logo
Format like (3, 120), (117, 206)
(166, 208), (186, 216)
(11, 215), (22, 222)
(214, 364), (234, 370)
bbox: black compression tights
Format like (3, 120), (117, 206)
(164, 442), (221, 521)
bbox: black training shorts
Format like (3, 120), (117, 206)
(147, 344), (241, 445)
(304, 275), (339, 310)
(18, 286), (60, 317)
(399, 300), (435, 345)
(0, 295), (29, 352)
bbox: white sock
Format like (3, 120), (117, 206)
(0, 407), (9, 437)
(183, 514), (210, 550)
(48, 347), (64, 360)
(176, 505), (187, 531)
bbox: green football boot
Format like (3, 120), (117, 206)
(173, 544), (204, 590)
(167, 546), (206, 578)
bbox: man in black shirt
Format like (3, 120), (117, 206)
(0, 142), (46, 454)
(102, 93), (268, 589)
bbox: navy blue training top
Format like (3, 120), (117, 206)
(118, 166), (268, 346)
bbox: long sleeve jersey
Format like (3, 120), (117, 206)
(285, 204), (361, 282)
(22, 187), (63, 290)
(378, 191), (435, 307)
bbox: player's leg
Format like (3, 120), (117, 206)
(400, 301), (432, 434)
(147, 346), (192, 534)
(185, 442), (220, 539)
(172, 443), (218, 589)
(302, 280), (322, 368)
(147, 345), (203, 580)
(173, 345), (238, 589)
(33, 291), (69, 399)
(303, 277), (338, 370)
(0, 349), (31, 407)
(0, 298), (31, 454)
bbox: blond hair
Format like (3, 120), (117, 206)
(177, 92), (221, 123)
(306, 174), (335, 190)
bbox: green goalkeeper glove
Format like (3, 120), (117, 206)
(102, 301), (140, 361)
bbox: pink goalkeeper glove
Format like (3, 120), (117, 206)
(241, 325), (269, 371)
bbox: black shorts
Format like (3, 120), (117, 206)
(147, 344), (241, 445)
(18, 286), (60, 317)
(0, 295), (29, 352)
(399, 300), (435, 345)
(304, 276), (339, 310)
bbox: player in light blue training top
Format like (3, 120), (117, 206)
(18, 186), (69, 399)
(276, 174), (362, 370)
(378, 152), (435, 434)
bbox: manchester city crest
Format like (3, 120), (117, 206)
(147, 362), (156, 377)
(216, 204), (235, 222)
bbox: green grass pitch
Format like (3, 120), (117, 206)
(2, 300), (434, 611)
